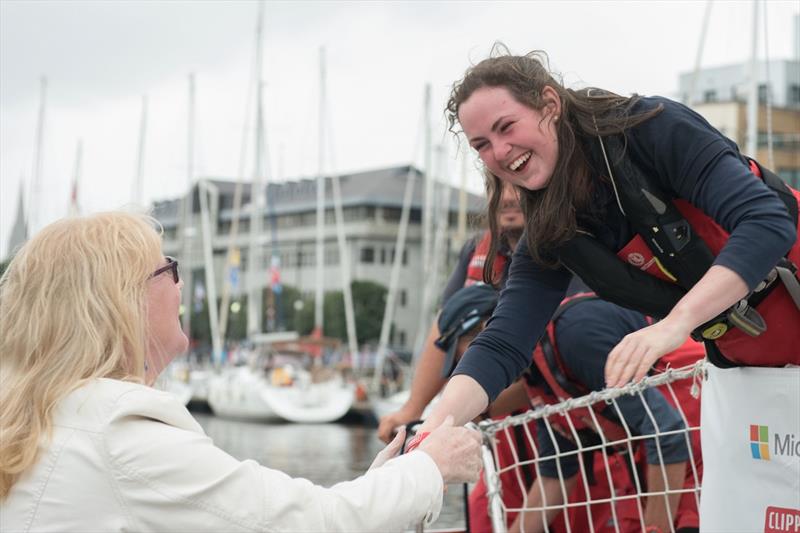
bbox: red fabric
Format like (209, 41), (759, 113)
(468, 419), (642, 533)
(404, 431), (429, 454)
(651, 338), (706, 530)
(466, 231), (508, 286)
(472, 337), (705, 532)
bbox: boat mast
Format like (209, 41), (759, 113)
(411, 93), (439, 361)
(217, 3), (259, 343)
(68, 139), (82, 216)
(28, 76), (46, 234)
(264, 98), (282, 332)
(198, 177), (222, 360)
(180, 76), (195, 343)
(132, 95), (147, 206)
(413, 145), (451, 359)
(372, 164), (417, 391)
(455, 146), (468, 251)
(313, 48), (326, 337)
(746, 0), (760, 157)
(321, 47), (359, 360)
(247, 1), (266, 339)
(421, 84), (433, 280)
(761, 0), (774, 168)
(688, 0), (713, 105)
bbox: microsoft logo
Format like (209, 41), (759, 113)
(750, 425), (770, 460)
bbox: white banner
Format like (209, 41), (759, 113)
(700, 364), (800, 532)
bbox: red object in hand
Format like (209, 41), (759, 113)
(404, 432), (430, 453)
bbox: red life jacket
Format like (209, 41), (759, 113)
(465, 230), (508, 286)
(560, 136), (800, 368)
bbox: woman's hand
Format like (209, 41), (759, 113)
(605, 265), (749, 388)
(368, 427), (406, 470)
(604, 317), (692, 388)
(418, 416), (483, 484)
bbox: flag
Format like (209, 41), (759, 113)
(269, 255), (282, 294)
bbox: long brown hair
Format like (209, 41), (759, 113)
(447, 45), (662, 267)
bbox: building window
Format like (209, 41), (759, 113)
(789, 85), (800, 106)
(398, 330), (406, 346)
(380, 248), (387, 264)
(360, 247), (375, 264)
(758, 84), (769, 105)
(399, 289), (407, 307)
(383, 207), (401, 222)
(703, 89), (717, 103)
(387, 247), (408, 265)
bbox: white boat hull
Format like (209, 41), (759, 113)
(207, 367), (277, 421)
(261, 378), (355, 424)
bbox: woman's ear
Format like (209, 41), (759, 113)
(541, 85), (562, 119)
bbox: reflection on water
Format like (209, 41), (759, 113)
(193, 412), (467, 530)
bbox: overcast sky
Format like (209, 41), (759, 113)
(1, 0), (798, 258)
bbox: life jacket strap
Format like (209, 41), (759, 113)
(776, 259), (800, 310)
(691, 257), (800, 342)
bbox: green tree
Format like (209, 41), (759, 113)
(318, 280), (388, 344)
(351, 280), (387, 344)
(180, 281), (386, 345)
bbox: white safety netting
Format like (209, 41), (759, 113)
(476, 361), (706, 533)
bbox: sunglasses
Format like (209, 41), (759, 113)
(434, 309), (482, 351)
(150, 256), (180, 284)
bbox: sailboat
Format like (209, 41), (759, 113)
(259, 336), (354, 423)
(256, 47), (357, 424)
(206, 2), (276, 422)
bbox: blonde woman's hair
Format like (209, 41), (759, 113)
(0, 211), (163, 499)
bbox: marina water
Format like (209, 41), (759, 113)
(193, 411), (467, 529)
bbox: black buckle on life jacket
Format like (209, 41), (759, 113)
(692, 298), (768, 342)
(727, 300), (767, 337)
(691, 257), (800, 343)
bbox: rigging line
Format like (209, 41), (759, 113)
(218, 3), (259, 343)
(689, 0), (713, 105)
(180, 76), (195, 341)
(374, 94), (427, 392)
(322, 79), (360, 360)
(762, 0), (774, 169)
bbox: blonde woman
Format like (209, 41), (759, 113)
(0, 211), (481, 532)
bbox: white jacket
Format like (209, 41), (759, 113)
(1, 378), (443, 532)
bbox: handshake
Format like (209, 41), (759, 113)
(370, 415), (483, 484)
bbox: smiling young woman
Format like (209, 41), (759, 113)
(419, 45), (799, 431)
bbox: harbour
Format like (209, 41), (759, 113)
(191, 410), (468, 530)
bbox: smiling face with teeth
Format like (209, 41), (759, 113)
(458, 85), (560, 191)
